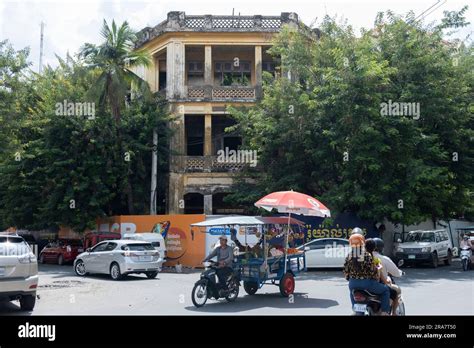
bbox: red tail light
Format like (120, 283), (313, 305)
(353, 292), (366, 302)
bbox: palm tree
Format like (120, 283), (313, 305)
(80, 19), (151, 124)
(80, 20), (152, 214)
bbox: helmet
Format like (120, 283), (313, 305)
(351, 227), (363, 235)
(349, 233), (365, 247)
(373, 238), (384, 253)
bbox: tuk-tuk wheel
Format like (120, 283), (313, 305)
(279, 273), (295, 297)
(243, 281), (258, 295)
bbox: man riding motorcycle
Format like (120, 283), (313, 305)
(203, 235), (234, 292)
(372, 238), (404, 316)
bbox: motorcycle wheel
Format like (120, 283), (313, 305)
(192, 281), (208, 308)
(225, 279), (239, 303)
(395, 300), (406, 316)
(462, 259), (468, 271)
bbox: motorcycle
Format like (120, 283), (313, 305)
(352, 260), (406, 316)
(191, 260), (240, 308)
(460, 246), (472, 271)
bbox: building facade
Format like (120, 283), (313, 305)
(136, 11), (301, 215)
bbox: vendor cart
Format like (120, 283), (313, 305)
(191, 215), (307, 298)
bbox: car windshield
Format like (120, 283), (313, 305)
(121, 243), (154, 251)
(406, 232), (435, 243)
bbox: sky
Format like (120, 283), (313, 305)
(1, 0), (472, 72)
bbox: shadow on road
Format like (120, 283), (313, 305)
(0, 301), (34, 315)
(185, 292), (339, 313)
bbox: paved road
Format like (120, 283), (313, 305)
(1, 261), (472, 315)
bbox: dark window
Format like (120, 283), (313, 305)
(91, 242), (108, 252)
(0, 236), (24, 243)
(215, 60), (251, 86)
(307, 240), (326, 250)
(159, 72), (167, 90)
(121, 243), (155, 251)
(105, 242), (117, 251)
(223, 136), (242, 151)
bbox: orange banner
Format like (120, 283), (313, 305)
(96, 215), (206, 268)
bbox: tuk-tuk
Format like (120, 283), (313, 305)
(190, 216), (306, 307)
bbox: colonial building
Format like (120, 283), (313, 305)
(136, 11), (301, 215)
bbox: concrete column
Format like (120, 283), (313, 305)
(204, 45), (212, 86)
(255, 45), (263, 98)
(204, 194), (213, 215)
(204, 114), (212, 156)
(145, 57), (157, 92)
(166, 41), (186, 99)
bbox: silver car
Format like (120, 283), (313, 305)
(73, 240), (163, 280)
(0, 234), (39, 310)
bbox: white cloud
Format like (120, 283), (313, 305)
(1, 0), (472, 72)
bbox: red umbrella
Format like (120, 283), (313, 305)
(254, 190), (331, 274)
(254, 190), (331, 217)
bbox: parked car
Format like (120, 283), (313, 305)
(394, 229), (453, 268)
(83, 231), (121, 250)
(123, 233), (167, 262)
(298, 238), (351, 268)
(74, 240), (162, 280)
(0, 234), (38, 311)
(39, 239), (83, 265)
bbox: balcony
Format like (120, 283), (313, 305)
(187, 86), (256, 101)
(184, 156), (247, 173)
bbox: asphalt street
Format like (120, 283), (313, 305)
(1, 261), (472, 315)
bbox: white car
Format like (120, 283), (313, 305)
(0, 234), (38, 311)
(123, 233), (166, 264)
(74, 239), (163, 280)
(299, 238), (351, 268)
(394, 229), (453, 268)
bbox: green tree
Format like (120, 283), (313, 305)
(227, 9), (473, 226)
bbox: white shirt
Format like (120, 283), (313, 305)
(373, 251), (403, 279)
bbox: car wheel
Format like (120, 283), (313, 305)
(431, 252), (438, 268)
(38, 254), (44, 264)
(57, 254), (64, 266)
(243, 281), (258, 295)
(19, 295), (36, 311)
(444, 250), (452, 266)
(74, 260), (87, 276)
(146, 271), (158, 279)
(110, 263), (122, 280)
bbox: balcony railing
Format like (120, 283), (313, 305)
(136, 12), (300, 48)
(187, 86), (256, 101)
(184, 156), (247, 172)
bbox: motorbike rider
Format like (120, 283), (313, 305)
(203, 235), (234, 292)
(460, 234), (473, 250)
(343, 229), (391, 316)
(371, 238), (403, 315)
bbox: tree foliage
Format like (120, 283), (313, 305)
(227, 9), (473, 225)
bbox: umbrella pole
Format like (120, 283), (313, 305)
(284, 212), (290, 274)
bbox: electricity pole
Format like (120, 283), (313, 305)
(39, 21), (45, 74)
(150, 129), (158, 214)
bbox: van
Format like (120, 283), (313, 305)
(123, 233), (166, 263)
